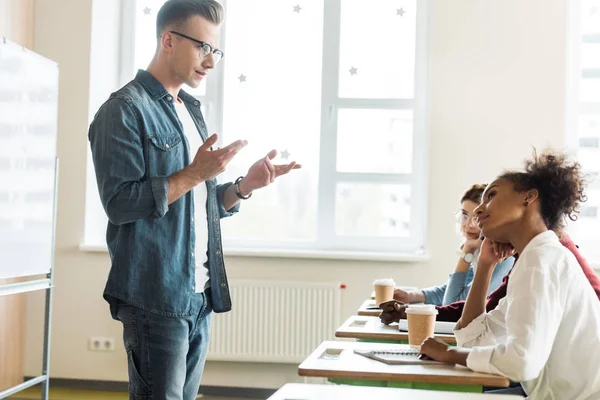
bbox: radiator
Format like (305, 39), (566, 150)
(207, 280), (343, 363)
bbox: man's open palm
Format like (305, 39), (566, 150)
(242, 149), (301, 192)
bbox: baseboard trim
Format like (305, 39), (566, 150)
(24, 377), (276, 398)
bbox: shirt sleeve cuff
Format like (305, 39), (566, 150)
(466, 345), (495, 374)
(151, 176), (169, 218)
(454, 312), (487, 346)
(422, 288), (432, 304)
(217, 182), (240, 218)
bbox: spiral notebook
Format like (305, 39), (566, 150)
(354, 346), (440, 365)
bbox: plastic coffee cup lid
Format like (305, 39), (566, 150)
(405, 304), (438, 315)
(373, 278), (395, 286)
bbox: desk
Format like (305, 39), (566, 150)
(336, 315), (457, 344)
(298, 341), (510, 392)
(269, 383), (521, 399)
(357, 299), (381, 316)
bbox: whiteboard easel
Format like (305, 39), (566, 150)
(0, 37), (59, 400)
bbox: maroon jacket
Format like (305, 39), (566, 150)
(436, 233), (600, 322)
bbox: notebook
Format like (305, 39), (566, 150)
(354, 346), (440, 365)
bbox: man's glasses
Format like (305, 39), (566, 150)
(170, 31), (224, 64)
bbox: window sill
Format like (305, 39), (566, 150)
(223, 248), (430, 263)
(78, 243), (430, 263)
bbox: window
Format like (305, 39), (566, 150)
(567, 0), (600, 264)
(84, 0), (429, 256)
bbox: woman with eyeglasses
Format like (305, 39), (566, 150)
(393, 184), (514, 306)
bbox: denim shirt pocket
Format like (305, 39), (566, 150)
(146, 133), (184, 176)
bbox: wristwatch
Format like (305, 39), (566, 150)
(234, 176), (252, 200)
(461, 252), (474, 263)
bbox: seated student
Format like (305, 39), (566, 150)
(394, 184), (514, 306)
(417, 150), (600, 399)
(379, 232), (600, 324)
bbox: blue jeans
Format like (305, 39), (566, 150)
(116, 292), (212, 400)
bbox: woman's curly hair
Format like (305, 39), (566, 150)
(499, 149), (587, 233)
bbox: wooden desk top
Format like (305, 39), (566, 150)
(298, 341), (510, 387)
(336, 315), (457, 344)
(269, 383), (521, 399)
(371, 285), (418, 300)
(357, 299), (382, 316)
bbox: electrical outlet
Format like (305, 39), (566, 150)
(89, 336), (115, 352)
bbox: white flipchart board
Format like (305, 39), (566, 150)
(0, 38), (59, 280)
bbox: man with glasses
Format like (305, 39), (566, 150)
(88, 1), (300, 398)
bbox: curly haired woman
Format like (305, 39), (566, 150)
(418, 150), (600, 399)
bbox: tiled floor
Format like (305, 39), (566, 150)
(10, 387), (250, 400)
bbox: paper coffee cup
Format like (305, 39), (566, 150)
(373, 278), (395, 305)
(405, 304), (438, 348)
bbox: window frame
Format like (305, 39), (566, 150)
(566, 0), (600, 266)
(86, 0), (431, 257)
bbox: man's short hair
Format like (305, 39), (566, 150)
(156, 0), (224, 38)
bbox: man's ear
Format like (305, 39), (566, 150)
(160, 31), (175, 53)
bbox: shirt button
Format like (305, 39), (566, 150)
(213, 217), (218, 222)
(194, 100), (200, 106)
(192, 251), (195, 257)
(216, 250), (221, 255)
(165, 143), (170, 149)
(167, 96), (173, 101)
(221, 283), (226, 288)
(191, 217), (195, 222)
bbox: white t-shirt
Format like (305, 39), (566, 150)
(174, 100), (209, 292)
(454, 230), (600, 400)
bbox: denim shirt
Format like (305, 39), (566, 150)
(422, 256), (515, 306)
(88, 70), (239, 317)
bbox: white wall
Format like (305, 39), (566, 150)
(24, 0), (569, 390)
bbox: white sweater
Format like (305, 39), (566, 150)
(454, 231), (600, 400)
